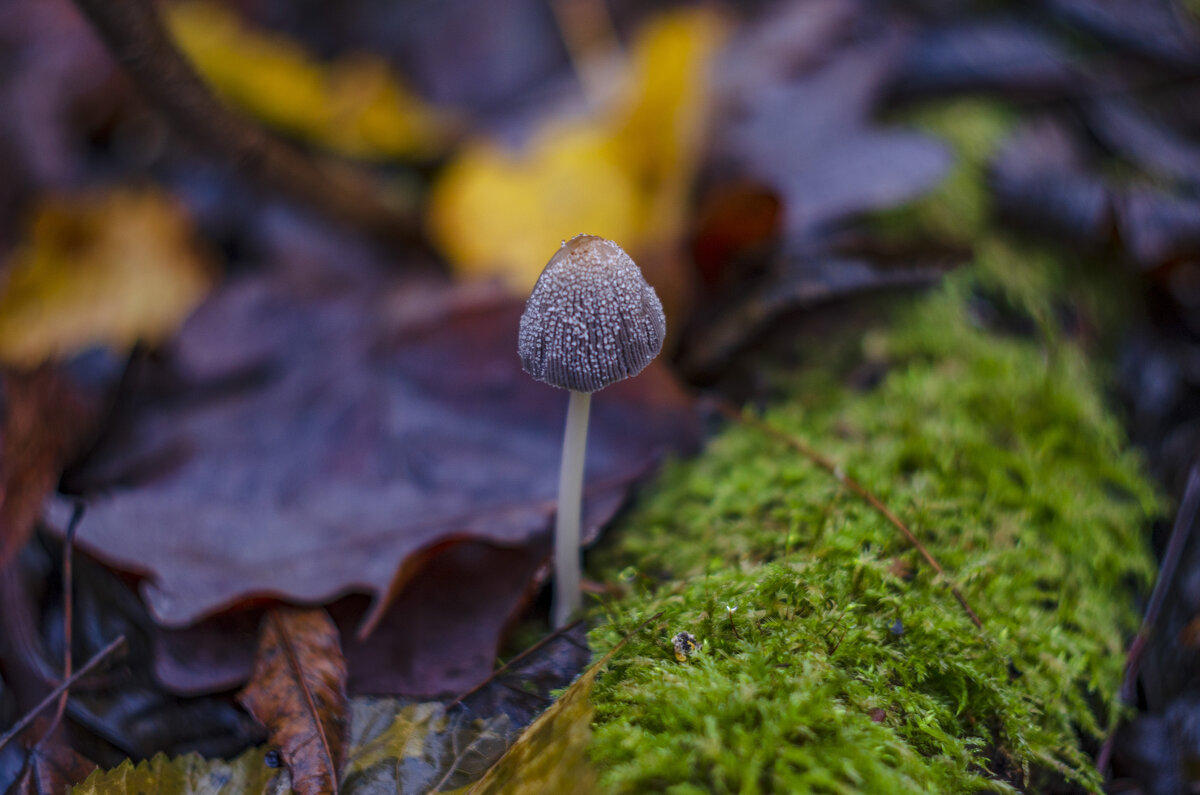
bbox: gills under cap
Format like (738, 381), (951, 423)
(519, 235), (666, 393)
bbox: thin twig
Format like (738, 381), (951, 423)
(34, 502), (85, 751)
(1097, 464), (1200, 776)
(68, 0), (418, 244)
(716, 400), (984, 630)
(0, 635), (126, 754)
(448, 619), (585, 710)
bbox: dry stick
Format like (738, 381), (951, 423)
(1097, 464), (1200, 777)
(68, 0), (417, 244)
(33, 503), (85, 751)
(447, 619), (585, 710)
(716, 400), (984, 630)
(0, 635), (127, 755)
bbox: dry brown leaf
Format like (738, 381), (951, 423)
(237, 607), (348, 795)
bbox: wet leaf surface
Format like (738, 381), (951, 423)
(73, 693), (537, 795)
(0, 537), (263, 771)
(50, 276), (695, 630)
(238, 608), (348, 795)
(342, 700), (512, 793)
(153, 541), (549, 698)
(46, 275), (694, 699)
(465, 644), (612, 795)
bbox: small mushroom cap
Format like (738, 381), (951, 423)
(519, 235), (666, 393)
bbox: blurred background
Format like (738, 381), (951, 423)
(1, 0), (1200, 791)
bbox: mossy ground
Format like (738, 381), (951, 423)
(584, 101), (1162, 793)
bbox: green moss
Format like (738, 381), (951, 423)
(586, 260), (1158, 791)
(585, 96), (1160, 793)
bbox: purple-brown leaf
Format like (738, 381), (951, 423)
(238, 607), (348, 795)
(11, 742), (97, 795)
(1, 367), (99, 569)
(51, 277), (695, 631)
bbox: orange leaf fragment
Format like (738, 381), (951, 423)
(238, 607), (349, 795)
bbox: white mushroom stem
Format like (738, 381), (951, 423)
(553, 389), (591, 628)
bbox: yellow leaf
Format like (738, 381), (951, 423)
(612, 9), (726, 244)
(429, 8), (726, 292)
(0, 189), (214, 366)
(166, 1), (455, 161)
(466, 650), (604, 795)
(429, 122), (642, 290)
(72, 749), (281, 795)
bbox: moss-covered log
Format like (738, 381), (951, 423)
(586, 99), (1161, 792)
(587, 255), (1158, 791)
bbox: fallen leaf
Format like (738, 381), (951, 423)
(428, 124), (641, 291)
(1046, 0), (1200, 70)
(36, 546), (268, 760)
(1115, 187), (1200, 269)
(238, 608), (348, 795)
(990, 117), (1112, 248)
(153, 541), (549, 698)
(890, 22), (1078, 100)
(11, 741), (96, 795)
(166, 1), (456, 161)
(0, 367), (100, 569)
(0, 189), (214, 366)
(722, 41), (951, 240)
(72, 749), (282, 795)
(48, 276), (696, 640)
(679, 253), (947, 380)
(429, 7), (725, 292)
(342, 701), (512, 793)
(70, 696), (524, 794)
(1086, 98), (1200, 187)
(466, 626), (643, 795)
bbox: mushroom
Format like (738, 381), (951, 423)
(519, 234), (666, 627)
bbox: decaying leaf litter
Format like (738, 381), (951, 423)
(1, 0), (1199, 792)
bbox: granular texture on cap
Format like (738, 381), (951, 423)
(519, 235), (666, 392)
